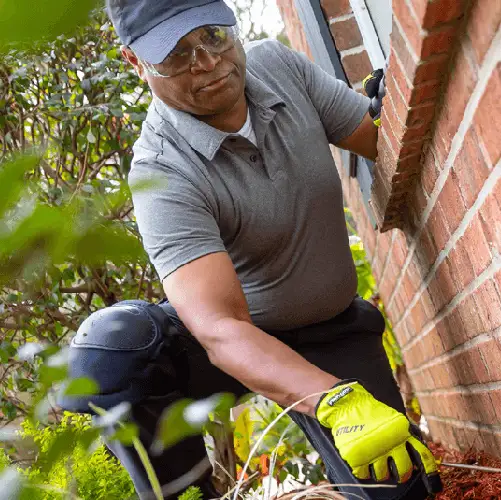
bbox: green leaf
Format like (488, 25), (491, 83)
(0, 155), (38, 217)
(39, 364), (68, 387)
(152, 399), (198, 455)
(0, 0), (99, 48)
(40, 427), (77, 472)
(62, 377), (99, 396)
(86, 129), (96, 143)
(108, 423), (139, 446)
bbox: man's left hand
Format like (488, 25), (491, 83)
(316, 380), (442, 494)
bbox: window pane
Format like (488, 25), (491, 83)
(364, 0), (392, 57)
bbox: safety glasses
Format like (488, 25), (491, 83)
(141, 25), (237, 78)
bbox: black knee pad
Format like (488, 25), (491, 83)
(58, 300), (179, 413)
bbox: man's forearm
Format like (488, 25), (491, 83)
(201, 317), (339, 415)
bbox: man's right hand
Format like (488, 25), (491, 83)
(363, 68), (386, 127)
(316, 380), (442, 494)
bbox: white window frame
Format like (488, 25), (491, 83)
(349, 0), (388, 69)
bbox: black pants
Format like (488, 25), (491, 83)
(68, 297), (430, 499)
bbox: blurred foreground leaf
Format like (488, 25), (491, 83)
(0, 0), (99, 49)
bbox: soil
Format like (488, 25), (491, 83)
(274, 442), (501, 499)
(428, 442), (501, 499)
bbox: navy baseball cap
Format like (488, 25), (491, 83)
(106, 0), (237, 64)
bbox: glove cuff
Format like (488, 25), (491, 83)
(314, 378), (361, 419)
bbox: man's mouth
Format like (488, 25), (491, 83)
(198, 73), (232, 92)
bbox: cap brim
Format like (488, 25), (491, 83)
(130, 2), (237, 64)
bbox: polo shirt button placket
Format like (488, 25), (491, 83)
(250, 154), (257, 163)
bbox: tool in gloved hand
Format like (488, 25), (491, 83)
(363, 68), (386, 127)
(316, 380), (443, 495)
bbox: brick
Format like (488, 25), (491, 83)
(388, 50), (413, 100)
(412, 370), (427, 392)
(453, 127), (490, 209)
(431, 125), (453, 167)
(330, 16), (363, 51)
(478, 428), (501, 458)
(381, 91), (406, 144)
(460, 214), (492, 276)
(420, 0), (466, 30)
(411, 298), (429, 334)
(320, 0), (352, 19)
(417, 226), (438, 269)
(414, 53), (449, 84)
(436, 46), (478, 144)
(393, 232), (409, 268)
(457, 294), (487, 339)
(341, 49), (372, 84)
(406, 102), (436, 130)
(473, 279), (501, 333)
(428, 326), (446, 358)
(436, 311), (466, 351)
(454, 427), (485, 453)
(473, 391), (498, 425)
(394, 154), (422, 180)
(427, 418), (459, 449)
(428, 275), (448, 312)
(460, 392), (483, 422)
(436, 170), (467, 235)
(494, 270), (501, 297)
(391, 52), (443, 109)
(391, 18), (418, 79)
(402, 266), (419, 303)
(489, 389), (501, 420)
(479, 338), (501, 382)
(409, 0), (430, 25)
(429, 360), (461, 388)
(385, 73), (409, 125)
(467, 0), (501, 64)
(393, 0), (423, 58)
(474, 63), (501, 165)
(446, 239), (475, 289)
(408, 258), (424, 286)
(437, 391), (466, 420)
(435, 259), (459, 305)
(454, 347), (491, 385)
(361, 223), (377, 260)
(427, 202), (451, 253)
(423, 365), (440, 390)
(405, 342), (425, 371)
(421, 288), (437, 320)
(394, 294), (407, 328)
(421, 24), (458, 59)
(418, 393), (434, 414)
(411, 79), (442, 106)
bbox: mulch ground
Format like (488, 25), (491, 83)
(428, 442), (501, 499)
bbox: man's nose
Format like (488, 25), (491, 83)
(190, 46), (221, 73)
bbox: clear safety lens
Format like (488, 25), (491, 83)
(152, 26), (235, 77)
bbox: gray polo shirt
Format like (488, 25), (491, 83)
(129, 40), (370, 330)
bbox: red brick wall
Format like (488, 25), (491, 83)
(277, 0), (501, 457)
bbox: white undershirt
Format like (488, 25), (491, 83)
(234, 110), (257, 146)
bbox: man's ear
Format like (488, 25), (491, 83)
(121, 45), (147, 81)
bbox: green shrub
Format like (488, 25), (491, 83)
(0, 446), (10, 471)
(18, 413), (136, 499)
(178, 486), (203, 500)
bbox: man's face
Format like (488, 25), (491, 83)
(123, 27), (247, 117)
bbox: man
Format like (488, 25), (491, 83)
(60, 1), (442, 498)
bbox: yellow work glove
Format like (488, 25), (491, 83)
(363, 68), (385, 127)
(316, 380), (442, 494)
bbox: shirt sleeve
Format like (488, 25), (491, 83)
(283, 45), (371, 145)
(129, 161), (226, 282)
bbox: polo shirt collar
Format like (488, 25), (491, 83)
(153, 70), (285, 160)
